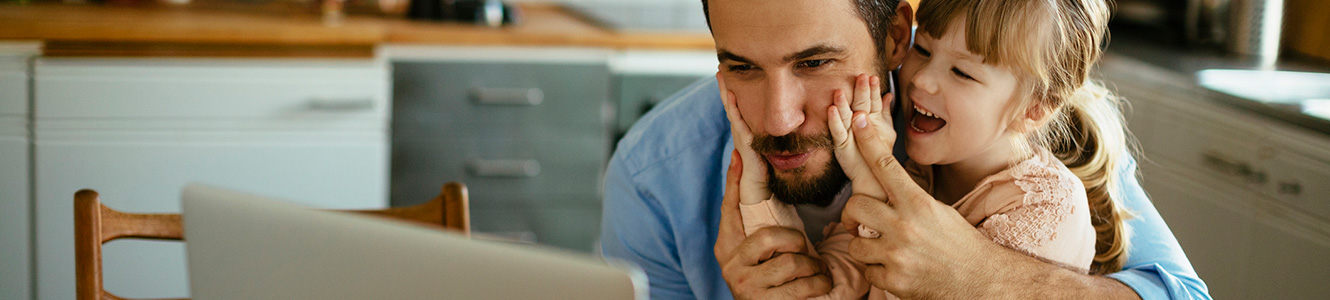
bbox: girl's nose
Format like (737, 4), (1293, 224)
(912, 64), (941, 95)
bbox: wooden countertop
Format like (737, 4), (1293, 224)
(0, 2), (715, 57)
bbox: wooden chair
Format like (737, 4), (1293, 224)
(73, 183), (470, 300)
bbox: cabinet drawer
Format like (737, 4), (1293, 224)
(34, 58), (388, 121)
(391, 138), (607, 207)
(470, 205), (601, 252)
(1144, 97), (1273, 186)
(392, 62), (611, 126)
(1266, 144), (1330, 222)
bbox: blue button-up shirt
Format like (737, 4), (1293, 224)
(600, 77), (1211, 299)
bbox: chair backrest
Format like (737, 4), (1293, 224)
(73, 183), (470, 300)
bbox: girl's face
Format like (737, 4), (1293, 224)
(898, 21), (1025, 169)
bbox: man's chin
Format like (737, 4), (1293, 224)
(766, 158), (848, 207)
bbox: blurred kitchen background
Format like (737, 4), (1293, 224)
(0, 0), (1327, 299)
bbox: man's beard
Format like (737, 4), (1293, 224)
(751, 132), (849, 207)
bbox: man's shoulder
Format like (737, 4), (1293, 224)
(612, 76), (731, 177)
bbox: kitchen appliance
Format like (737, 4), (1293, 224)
(1227, 0), (1284, 67)
(407, 0), (520, 27)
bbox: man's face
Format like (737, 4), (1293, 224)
(712, 0), (885, 206)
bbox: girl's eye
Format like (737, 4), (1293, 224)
(799, 59), (830, 69)
(951, 67), (977, 81)
(913, 44), (932, 57)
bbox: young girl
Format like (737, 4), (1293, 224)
(723, 0), (1133, 298)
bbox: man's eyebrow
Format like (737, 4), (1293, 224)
(783, 45), (846, 62)
(716, 50), (754, 64)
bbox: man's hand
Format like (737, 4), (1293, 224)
(714, 94), (833, 299)
(837, 112), (1002, 298)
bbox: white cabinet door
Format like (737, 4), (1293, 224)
(32, 57), (390, 300)
(1, 136), (30, 300)
(1, 50), (32, 300)
(35, 132), (387, 299)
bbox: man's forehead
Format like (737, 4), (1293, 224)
(709, 0), (870, 62)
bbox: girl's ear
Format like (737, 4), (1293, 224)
(1016, 103), (1055, 133)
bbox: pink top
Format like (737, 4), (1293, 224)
(739, 148), (1096, 299)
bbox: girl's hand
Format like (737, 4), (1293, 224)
(828, 74), (893, 201)
(718, 72), (771, 205)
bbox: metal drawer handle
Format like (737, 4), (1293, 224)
(467, 159), (541, 178)
(307, 98), (376, 111)
(1278, 181), (1302, 196)
(1201, 152), (1267, 184)
(469, 87), (543, 106)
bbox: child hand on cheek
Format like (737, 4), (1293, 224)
(828, 73), (896, 238)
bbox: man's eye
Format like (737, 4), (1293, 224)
(799, 59), (830, 69)
(728, 64), (755, 72)
(951, 67), (977, 81)
(913, 45), (932, 57)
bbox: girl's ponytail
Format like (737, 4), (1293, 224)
(1052, 80), (1133, 275)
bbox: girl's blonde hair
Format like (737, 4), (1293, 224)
(916, 0), (1134, 274)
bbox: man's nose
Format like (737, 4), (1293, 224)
(763, 74), (805, 137)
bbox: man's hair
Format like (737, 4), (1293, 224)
(701, 0), (902, 60)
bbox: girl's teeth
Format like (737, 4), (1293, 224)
(914, 106), (935, 117)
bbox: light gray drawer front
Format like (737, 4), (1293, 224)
(391, 138), (606, 207)
(469, 205), (602, 252)
(614, 74), (707, 134)
(392, 62), (612, 127)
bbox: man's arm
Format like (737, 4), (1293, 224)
(841, 114), (1210, 299)
(1105, 157), (1211, 299)
(599, 157), (697, 300)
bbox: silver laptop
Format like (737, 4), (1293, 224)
(181, 184), (648, 299)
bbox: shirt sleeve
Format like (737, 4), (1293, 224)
(599, 159), (696, 300)
(1107, 157), (1213, 300)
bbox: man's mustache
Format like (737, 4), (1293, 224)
(751, 132), (833, 154)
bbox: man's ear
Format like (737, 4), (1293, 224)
(886, 0), (915, 70)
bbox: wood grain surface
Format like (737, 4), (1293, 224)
(0, 2), (715, 57)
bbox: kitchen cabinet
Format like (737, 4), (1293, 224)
(609, 50), (717, 142)
(33, 58), (390, 300)
(1108, 56), (1330, 299)
(389, 46), (613, 252)
(0, 43), (35, 300)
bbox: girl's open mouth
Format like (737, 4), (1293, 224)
(910, 104), (947, 133)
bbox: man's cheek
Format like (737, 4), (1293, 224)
(732, 92), (766, 132)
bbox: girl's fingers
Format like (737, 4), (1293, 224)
(851, 113), (931, 210)
(852, 74), (873, 114)
(835, 90), (853, 128)
(870, 75), (883, 114)
(828, 106), (850, 148)
(719, 75), (754, 140)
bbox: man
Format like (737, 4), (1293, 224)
(599, 0), (1211, 299)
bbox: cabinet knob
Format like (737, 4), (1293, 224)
(467, 159), (541, 178)
(469, 87), (543, 106)
(1279, 181), (1303, 196)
